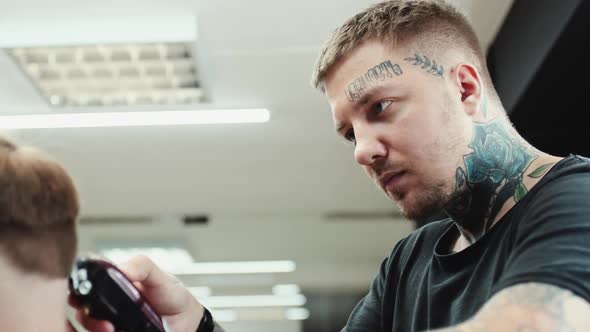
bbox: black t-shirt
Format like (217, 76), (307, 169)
(343, 155), (590, 332)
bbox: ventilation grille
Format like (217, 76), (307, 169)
(9, 42), (203, 107)
(322, 210), (402, 222)
(79, 216), (154, 225)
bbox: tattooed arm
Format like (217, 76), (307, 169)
(428, 283), (590, 332)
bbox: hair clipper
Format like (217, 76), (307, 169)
(69, 256), (171, 332)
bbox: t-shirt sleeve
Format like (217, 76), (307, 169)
(340, 256), (389, 332)
(493, 171), (590, 301)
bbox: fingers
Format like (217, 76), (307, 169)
(74, 310), (115, 332)
(118, 255), (201, 318)
(118, 255), (177, 288)
(68, 293), (81, 308)
(68, 279), (113, 331)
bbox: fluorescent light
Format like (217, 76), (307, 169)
(210, 308), (309, 322)
(210, 310), (237, 322)
(99, 246), (293, 275)
(201, 295), (306, 309)
(188, 287), (212, 298)
(272, 284), (301, 296)
(169, 260), (295, 275)
(102, 247), (194, 265)
(101, 246), (195, 273)
(0, 16), (197, 47)
(0, 109), (270, 129)
(285, 308), (310, 321)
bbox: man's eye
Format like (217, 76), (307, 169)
(344, 129), (356, 144)
(373, 100), (393, 114)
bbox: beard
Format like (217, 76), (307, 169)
(392, 178), (452, 222)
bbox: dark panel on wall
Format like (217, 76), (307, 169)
(508, 0), (590, 157)
(488, 0), (589, 157)
(487, 0), (582, 113)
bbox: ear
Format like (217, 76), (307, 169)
(452, 63), (484, 120)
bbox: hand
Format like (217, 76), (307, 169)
(69, 255), (204, 332)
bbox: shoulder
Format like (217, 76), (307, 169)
(510, 155), (590, 239)
(536, 154), (590, 188)
(523, 155), (590, 210)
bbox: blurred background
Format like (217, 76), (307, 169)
(0, 0), (587, 331)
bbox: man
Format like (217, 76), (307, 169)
(0, 137), (79, 331)
(310, 1), (590, 330)
(76, 1), (590, 331)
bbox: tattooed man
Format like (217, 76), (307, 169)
(310, 0), (590, 331)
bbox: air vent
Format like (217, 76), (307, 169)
(8, 42), (204, 107)
(183, 214), (209, 225)
(323, 210), (402, 222)
(79, 216), (153, 225)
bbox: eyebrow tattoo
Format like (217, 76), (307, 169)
(345, 60), (403, 102)
(404, 53), (444, 77)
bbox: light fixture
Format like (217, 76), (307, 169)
(209, 310), (238, 322)
(102, 247), (193, 265)
(188, 287), (213, 298)
(98, 245), (292, 275)
(209, 308), (310, 322)
(100, 246), (195, 273)
(0, 109), (270, 129)
(272, 284), (301, 296)
(285, 308), (310, 321)
(201, 294), (306, 309)
(7, 42), (205, 107)
(0, 16), (197, 48)
(169, 260), (295, 275)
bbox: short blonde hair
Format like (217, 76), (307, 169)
(0, 137), (79, 279)
(311, 0), (493, 92)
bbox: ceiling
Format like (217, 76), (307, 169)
(0, 0), (514, 292)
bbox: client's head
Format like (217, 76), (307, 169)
(0, 137), (79, 331)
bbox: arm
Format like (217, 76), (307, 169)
(429, 282), (590, 332)
(341, 257), (389, 332)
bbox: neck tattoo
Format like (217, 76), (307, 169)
(444, 118), (547, 244)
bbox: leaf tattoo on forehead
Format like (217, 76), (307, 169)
(404, 54), (444, 77)
(345, 60), (403, 102)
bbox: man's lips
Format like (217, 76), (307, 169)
(379, 171), (406, 192)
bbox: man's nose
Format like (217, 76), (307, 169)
(354, 128), (387, 166)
